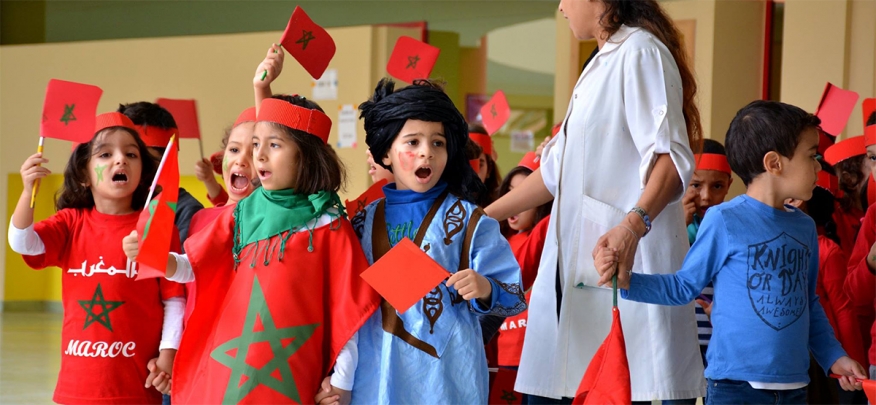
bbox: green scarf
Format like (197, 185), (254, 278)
(232, 187), (344, 268)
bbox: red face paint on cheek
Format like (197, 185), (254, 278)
(398, 151), (417, 172)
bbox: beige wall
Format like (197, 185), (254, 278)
(781, 0), (876, 140)
(0, 25), (420, 304)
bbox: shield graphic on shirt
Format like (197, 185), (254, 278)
(746, 232), (809, 331)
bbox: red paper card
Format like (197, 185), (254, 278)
(489, 368), (522, 405)
(480, 90), (511, 135)
(815, 82), (859, 136)
(360, 238), (450, 314)
(863, 98), (875, 129)
(863, 379), (876, 404)
(156, 98), (200, 139)
(345, 179), (388, 218)
(40, 79), (103, 143)
(280, 6), (336, 80)
(386, 36), (441, 84)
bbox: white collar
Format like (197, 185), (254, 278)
(577, 25), (641, 85)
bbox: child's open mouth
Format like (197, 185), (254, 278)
(230, 172), (250, 192)
(111, 172), (128, 184)
(258, 170), (272, 180)
(415, 166), (432, 184)
(508, 215), (519, 225)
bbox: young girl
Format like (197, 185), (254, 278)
(790, 171), (866, 404)
(182, 107), (258, 324)
(8, 112), (185, 404)
(825, 136), (870, 256)
(469, 124), (502, 205)
(123, 95), (380, 404)
(320, 79), (525, 404)
(493, 153), (552, 397)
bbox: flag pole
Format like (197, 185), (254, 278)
(29, 137), (45, 208)
(143, 135), (176, 209)
(260, 44), (282, 81)
(197, 137), (204, 160)
(612, 273), (618, 308)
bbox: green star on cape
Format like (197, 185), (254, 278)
(78, 283), (124, 332)
(61, 104), (77, 126)
(141, 199), (178, 241)
(211, 275), (319, 404)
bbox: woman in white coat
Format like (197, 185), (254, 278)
(486, 0), (706, 403)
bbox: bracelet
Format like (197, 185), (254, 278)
(629, 206), (652, 237)
(619, 224), (641, 240)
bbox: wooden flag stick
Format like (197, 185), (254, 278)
(197, 137), (204, 160)
(29, 137), (45, 208)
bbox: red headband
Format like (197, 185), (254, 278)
(234, 107), (257, 127)
(257, 98), (331, 143)
(865, 125), (876, 147)
(518, 151), (540, 171)
(816, 171), (838, 196)
(694, 153), (731, 174)
(824, 136), (865, 165)
(469, 132), (492, 157)
(95, 112), (137, 134)
(140, 125), (178, 148)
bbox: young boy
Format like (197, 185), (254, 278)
(597, 100), (866, 403)
(682, 138), (732, 367)
(118, 102), (204, 251)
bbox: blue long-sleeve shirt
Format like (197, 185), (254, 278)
(623, 194), (846, 384)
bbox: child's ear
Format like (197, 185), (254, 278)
(763, 151), (782, 175)
(381, 154), (392, 168)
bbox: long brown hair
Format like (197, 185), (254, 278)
(599, 0), (702, 152)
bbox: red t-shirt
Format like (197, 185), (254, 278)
(817, 236), (866, 366)
(23, 208), (185, 405)
(497, 216), (550, 367)
(183, 204), (234, 324)
(833, 203), (864, 257)
(845, 203), (876, 366)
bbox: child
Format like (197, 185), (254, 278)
(494, 153), (552, 389)
(193, 148), (229, 207)
(596, 100), (867, 403)
(681, 138), (732, 367)
(366, 149), (394, 184)
(182, 107), (258, 324)
(318, 79), (525, 405)
(789, 170), (866, 404)
(8, 112), (185, 404)
(123, 95), (379, 404)
(845, 109), (876, 384)
(118, 102), (204, 251)
(469, 124), (503, 205)
(824, 136), (870, 256)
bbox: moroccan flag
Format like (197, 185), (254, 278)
(572, 305), (631, 404)
(136, 136), (179, 279)
(480, 90), (511, 135)
(489, 368), (522, 405)
(280, 6), (336, 80)
(815, 82), (859, 137)
(156, 98), (201, 139)
(40, 79), (103, 143)
(864, 379), (876, 403)
(386, 36), (441, 84)
(344, 179), (387, 218)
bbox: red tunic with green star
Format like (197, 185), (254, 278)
(173, 208), (380, 404)
(22, 208), (185, 405)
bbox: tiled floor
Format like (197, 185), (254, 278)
(0, 312), (61, 404)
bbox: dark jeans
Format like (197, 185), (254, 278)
(521, 395), (572, 405)
(706, 379), (806, 405)
(162, 394), (170, 405)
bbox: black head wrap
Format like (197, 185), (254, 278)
(360, 78), (485, 203)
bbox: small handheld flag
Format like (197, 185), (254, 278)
(136, 136), (180, 279)
(480, 90), (511, 135)
(280, 6), (336, 80)
(386, 36), (441, 84)
(156, 98), (202, 158)
(360, 238), (450, 314)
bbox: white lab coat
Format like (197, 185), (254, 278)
(515, 25), (707, 401)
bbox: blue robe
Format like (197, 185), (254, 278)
(349, 191), (525, 404)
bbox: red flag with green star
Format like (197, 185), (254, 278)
(280, 6), (336, 80)
(136, 136), (179, 279)
(40, 79), (103, 143)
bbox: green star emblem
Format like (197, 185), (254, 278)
(406, 54), (420, 69)
(94, 164), (106, 184)
(61, 104), (77, 125)
(141, 199), (178, 241)
(222, 155), (230, 174)
(295, 30), (316, 50)
(501, 389), (518, 404)
(78, 283), (124, 332)
(490, 103), (498, 119)
(211, 275), (319, 404)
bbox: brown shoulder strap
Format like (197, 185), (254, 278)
(458, 207), (485, 270)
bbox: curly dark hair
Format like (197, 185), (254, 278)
(359, 78), (485, 203)
(56, 127), (157, 211)
(497, 166), (552, 238)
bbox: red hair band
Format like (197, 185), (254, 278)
(816, 171), (838, 196)
(865, 125), (876, 147)
(257, 98), (331, 144)
(694, 153), (731, 174)
(234, 107), (257, 127)
(517, 151), (540, 171)
(139, 125), (178, 148)
(824, 136), (865, 165)
(469, 132), (492, 157)
(95, 112), (138, 134)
